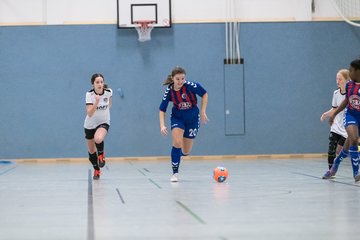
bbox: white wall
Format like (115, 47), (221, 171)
(0, 0), (341, 26)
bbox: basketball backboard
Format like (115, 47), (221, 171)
(117, 0), (171, 28)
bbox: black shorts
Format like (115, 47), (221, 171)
(84, 123), (110, 140)
(329, 132), (346, 147)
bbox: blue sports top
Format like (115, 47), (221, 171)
(159, 80), (207, 116)
(346, 80), (360, 116)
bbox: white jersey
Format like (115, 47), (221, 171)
(84, 88), (112, 129)
(331, 88), (347, 138)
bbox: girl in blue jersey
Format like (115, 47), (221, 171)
(323, 59), (360, 182)
(84, 73), (112, 180)
(159, 66), (209, 182)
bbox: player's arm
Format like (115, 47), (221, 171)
(329, 98), (348, 126)
(86, 95), (100, 117)
(191, 82), (209, 124)
(200, 92), (209, 124)
(159, 87), (171, 135)
(159, 110), (168, 135)
(321, 90), (338, 121)
(109, 89), (113, 108)
(320, 108), (336, 122)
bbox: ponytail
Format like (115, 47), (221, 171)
(163, 74), (173, 86)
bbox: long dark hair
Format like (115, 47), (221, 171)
(162, 66), (186, 86)
(91, 73), (108, 88)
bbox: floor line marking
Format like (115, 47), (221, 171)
(138, 169), (146, 176)
(148, 178), (162, 189)
(291, 171), (360, 188)
(0, 166), (17, 176)
(176, 200), (206, 224)
(116, 188), (125, 204)
(87, 169), (95, 240)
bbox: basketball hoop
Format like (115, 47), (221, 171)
(134, 21), (155, 42)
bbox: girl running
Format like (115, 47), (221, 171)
(84, 73), (112, 180)
(159, 66), (209, 182)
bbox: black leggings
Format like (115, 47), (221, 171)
(327, 132), (346, 166)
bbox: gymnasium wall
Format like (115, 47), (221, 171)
(1, 21), (360, 159)
(0, 0), (343, 26)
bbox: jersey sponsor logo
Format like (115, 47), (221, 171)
(178, 102), (192, 110)
(349, 95), (360, 110)
(97, 105), (108, 110)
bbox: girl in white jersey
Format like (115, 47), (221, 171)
(84, 73), (112, 180)
(320, 69), (349, 170)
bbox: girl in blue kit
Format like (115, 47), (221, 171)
(159, 66), (209, 182)
(323, 59), (360, 182)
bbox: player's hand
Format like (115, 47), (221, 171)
(320, 112), (328, 122)
(94, 95), (101, 104)
(160, 126), (168, 136)
(201, 112), (209, 124)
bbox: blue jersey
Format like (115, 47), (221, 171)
(159, 80), (207, 118)
(345, 80), (360, 117)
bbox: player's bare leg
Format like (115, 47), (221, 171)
(182, 137), (193, 156)
(346, 125), (360, 181)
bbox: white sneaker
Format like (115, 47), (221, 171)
(170, 173), (179, 182)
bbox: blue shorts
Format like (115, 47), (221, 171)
(170, 114), (200, 139)
(344, 111), (360, 130)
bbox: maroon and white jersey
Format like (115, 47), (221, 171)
(84, 88), (112, 129)
(331, 88), (347, 138)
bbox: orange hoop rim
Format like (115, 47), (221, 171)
(134, 20), (156, 28)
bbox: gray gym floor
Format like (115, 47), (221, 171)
(0, 157), (359, 240)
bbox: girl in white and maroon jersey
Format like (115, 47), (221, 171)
(84, 73), (112, 180)
(320, 69), (349, 170)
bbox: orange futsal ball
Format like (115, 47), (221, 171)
(213, 166), (228, 183)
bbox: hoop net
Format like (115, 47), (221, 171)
(134, 21), (154, 42)
(331, 0), (360, 27)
